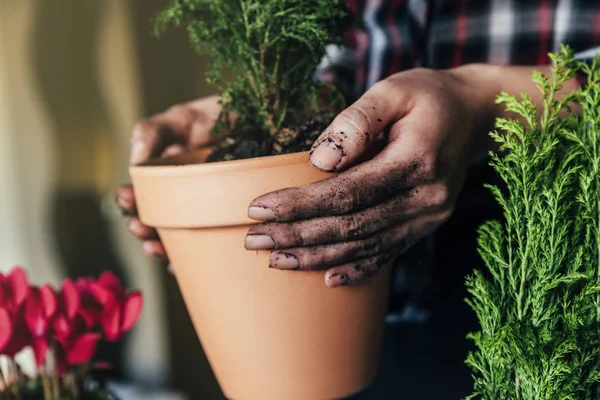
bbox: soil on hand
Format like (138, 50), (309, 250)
(205, 110), (335, 163)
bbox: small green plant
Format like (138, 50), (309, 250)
(466, 46), (600, 399)
(155, 0), (351, 143)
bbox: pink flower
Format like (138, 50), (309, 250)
(75, 278), (102, 328)
(0, 267), (31, 357)
(54, 332), (101, 375)
(24, 286), (56, 365)
(1, 267), (143, 376)
(0, 267), (30, 315)
(25, 280), (81, 366)
(0, 308), (12, 352)
(90, 272), (143, 342)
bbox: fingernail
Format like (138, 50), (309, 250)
(143, 241), (158, 256)
(163, 145), (186, 157)
(270, 252), (300, 270)
(248, 206), (276, 221)
(310, 141), (343, 171)
(127, 219), (137, 235)
(116, 193), (133, 210)
(326, 273), (348, 288)
(130, 141), (147, 165)
(245, 234), (275, 250)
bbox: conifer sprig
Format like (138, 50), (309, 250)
(466, 46), (600, 399)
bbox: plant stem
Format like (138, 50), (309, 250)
(50, 343), (60, 400)
(8, 360), (21, 400)
(0, 364), (6, 392)
(41, 368), (52, 400)
(64, 372), (80, 400)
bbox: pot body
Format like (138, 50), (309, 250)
(130, 151), (392, 400)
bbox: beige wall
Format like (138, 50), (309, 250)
(0, 0), (217, 393)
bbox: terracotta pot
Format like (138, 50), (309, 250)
(130, 150), (392, 400)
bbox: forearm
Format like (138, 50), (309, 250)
(448, 63), (580, 161)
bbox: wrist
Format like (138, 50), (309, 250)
(445, 63), (505, 162)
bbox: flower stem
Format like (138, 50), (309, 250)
(40, 368), (52, 400)
(0, 364), (6, 392)
(8, 359), (21, 400)
(50, 343), (60, 399)
(65, 372), (80, 399)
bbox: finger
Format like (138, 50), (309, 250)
(309, 80), (410, 172)
(161, 144), (187, 158)
(269, 212), (447, 271)
(246, 183), (450, 249)
(269, 221), (412, 271)
(127, 217), (158, 241)
(324, 250), (401, 288)
(116, 185), (136, 214)
(248, 154), (432, 222)
(130, 104), (213, 165)
(142, 240), (168, 259)
(323, 215), (447, 288)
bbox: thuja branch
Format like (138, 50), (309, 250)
(466, 46), (600, 399)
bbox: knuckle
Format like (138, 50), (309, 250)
(416, 154), (439, 182)
(166, 104), (189, 116)
(132, 119), (156, 141)
(337, 105), (372, 135)
(329, 182), (361, 215)
(291, 224), (307, 247)
(430, 184), (450, 208)
(437, 208), (454, 223)
(361, 234), (385, 255)
(341, 214), (364, 240)
(353, 257), (382, 281)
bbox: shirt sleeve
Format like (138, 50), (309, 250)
(316, 44), (359, 104)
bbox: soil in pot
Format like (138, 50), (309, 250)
(205, 110), (334, 163)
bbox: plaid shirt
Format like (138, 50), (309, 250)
(317, 0), (600, 324)
(320, 0), (600, 101)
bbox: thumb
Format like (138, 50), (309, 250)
(309, 81), (407, 171)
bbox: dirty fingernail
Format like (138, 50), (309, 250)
(326, 273), (348, 288)
(270, 252), (300, 270)
(310, 141), (343, 171)
(248, 206), (276, 221)
(245, 234), (275, 250)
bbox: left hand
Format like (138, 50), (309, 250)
(244, 67), (495, 288)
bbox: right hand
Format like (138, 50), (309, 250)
(116, 95), (223, 260)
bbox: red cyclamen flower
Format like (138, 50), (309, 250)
(0, 267), (30, 357)
(75, 277), (102, 329)
(0, 308), (12, 352)
(54, 332), (101, 375)
(0, 267), (30, 314)
(89, 272), (143, 342)
(24, 285), (57, 365)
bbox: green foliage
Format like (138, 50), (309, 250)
(466, 46), (600, 399)
(155, 0), (351, 139)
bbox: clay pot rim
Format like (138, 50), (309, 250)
(130, 149), (316, 177)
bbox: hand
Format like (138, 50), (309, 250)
(116, 95), (223, 259)
(244, 67), (497, 288)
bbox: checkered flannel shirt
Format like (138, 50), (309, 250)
(320, 0), (600, 101)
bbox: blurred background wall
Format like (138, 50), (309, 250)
(0, 0), (222, 397)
